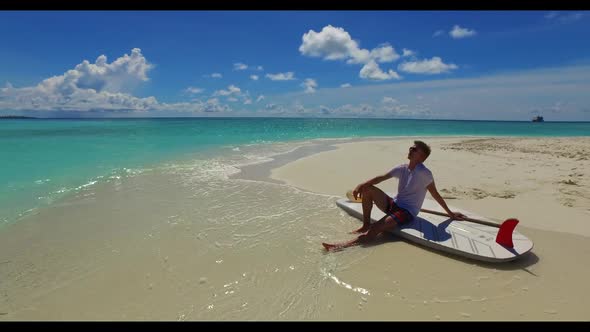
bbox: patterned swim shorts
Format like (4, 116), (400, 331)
(385, 197), (413, 225)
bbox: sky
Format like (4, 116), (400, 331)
(1, 10), (589, 121)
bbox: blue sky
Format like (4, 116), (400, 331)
(1, 10), (589, 120)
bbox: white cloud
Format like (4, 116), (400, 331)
(233, 63), (248, 71)
(250, 75), (259, 81)
(382, 97), (398, 104)
(398, 57), (458, 74)
(286, 104), (332, 116)
(433, 30), (445, 37)
(333, 104), (376, 117)
(292, 103), (306, 114)
(266, 72), (296, 81)
(210, 73), (223, 79)
(240, 100), (433, 119)
(213, 85), (242, 97)
(544, 11), (584, 23)
(299, 25), (360, 60)
(200, 98), (231, 113)
(369, 44), (400, 63)
(380, 102), (430, 118)
(154, 101), (226, 114)
(402, 48), (415, 57)
(259, 100), (431, 119)
(302, 78), (318, 94)
(341, 83), (352, 88)
(208, 84), (249, 107)
(2, 87), (159, 112)
(257, 66), (264, 71)
(48, 48), (152, 94)
(360, 60), (401, 80)
(299, 25), (402, 80)
(0, 48), (159, 112)
(449, 25), (477, 39)
(256, 95), (265, 102)
(227, 85), (241, 94)
(0, 85), (232, 115)
(545, 11), (559, 19)
(184, 87), (204, 95)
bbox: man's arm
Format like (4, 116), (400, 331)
(427, 181), (466, 220)
(353, 172), (394, 200)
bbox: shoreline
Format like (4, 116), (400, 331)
(230, 135), (494, 186)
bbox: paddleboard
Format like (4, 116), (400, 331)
(336, 193), (534, 262)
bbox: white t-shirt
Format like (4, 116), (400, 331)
(388, 163), (434, 217)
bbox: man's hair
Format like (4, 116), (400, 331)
(414, 140), (431, 159)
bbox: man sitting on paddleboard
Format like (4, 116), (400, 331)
(323, 140), (466, 251)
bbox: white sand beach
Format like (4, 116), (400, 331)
(272, 137), (590, 237)
(271, 137), (590, 320)
(1, 136), (589, 320)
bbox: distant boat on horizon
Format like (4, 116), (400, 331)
(532, 115), (544, 122)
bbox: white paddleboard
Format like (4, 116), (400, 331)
(336, 195), (534, 263)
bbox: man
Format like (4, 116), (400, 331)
(322, 140), (466, 251)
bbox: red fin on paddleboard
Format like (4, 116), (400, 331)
(495, 218), (519, 248)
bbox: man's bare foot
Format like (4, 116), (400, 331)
(322, 243), (341, 251)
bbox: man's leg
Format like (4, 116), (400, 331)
(352, 185), (390, 234)
(323, 215), (398, 251)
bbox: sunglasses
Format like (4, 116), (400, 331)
(409, 146), (418, 153)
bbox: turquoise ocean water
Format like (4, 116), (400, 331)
(1, 118), (589, 226)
